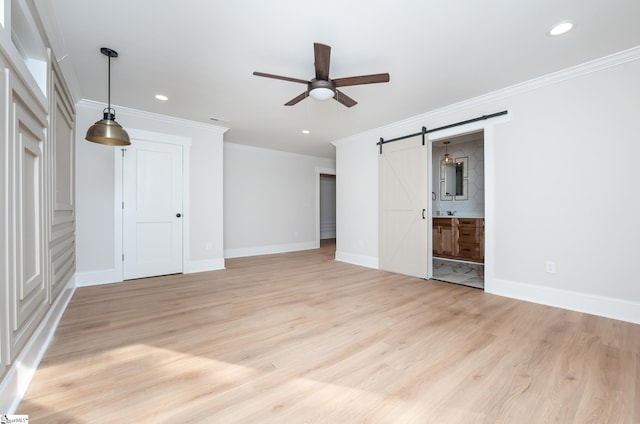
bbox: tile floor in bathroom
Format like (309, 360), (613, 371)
(432, 258), (484, 289)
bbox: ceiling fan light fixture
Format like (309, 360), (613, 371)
(85, 47), (130, 146)
(308, 79), (336, 101)
(309, 87), (334, 100)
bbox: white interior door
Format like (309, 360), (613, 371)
(123, 140), (183, 280)
(379, 135), (430, 279)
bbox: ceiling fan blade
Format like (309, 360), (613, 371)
(285, 92), (308, 106)
(314, 43), (331, 81)
(253, 71), (309, 85)
(333, 73), (390, 87)
(334, 89), (357, 108)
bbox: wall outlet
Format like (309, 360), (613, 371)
(545, 261), (556, 273)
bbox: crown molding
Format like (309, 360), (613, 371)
(78, 99), (229, 134)
(333, 45), (640, 146)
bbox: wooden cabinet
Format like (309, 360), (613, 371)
(433, 218), (454, 256)
(455, 218), (484, 262)
(433, 218), (484, 263)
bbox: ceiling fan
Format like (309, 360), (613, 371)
(253, 42), (390, 108)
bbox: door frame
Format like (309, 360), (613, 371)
(113, 129), (191, 281)
(425, 113), (510, 291)
(315, 167), (336, 248)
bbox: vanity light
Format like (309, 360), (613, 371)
(443, 141), (452, 164)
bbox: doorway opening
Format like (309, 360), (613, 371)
(319, 173), (336, 255)
(431, 131), (485, 289)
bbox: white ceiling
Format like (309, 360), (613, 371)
(37, 0), (640, 158)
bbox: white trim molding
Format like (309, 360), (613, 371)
(184, 258), (226, 274)
(488, 278), (640, 325)
(335, 251), (379, 270)
(77, 99), (229, 134)
(225, 241), (318, 259)
(74, 269), (121, 287)
(0, 279), (75, 413)
(333, 46), (640, 150)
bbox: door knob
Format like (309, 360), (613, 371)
(176, 213), (182, 218)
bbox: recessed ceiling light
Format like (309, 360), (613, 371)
(548, 21), (574, 36)
(302, 130), (310, 134)
(155, 94), (169, 101)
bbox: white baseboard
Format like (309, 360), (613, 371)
(225, 241), (317, 259)
(335, 250), (379, 270)
(184, 258), (225, 273)
(0, 279), (76, 413)
(487, 278), (640, 324)
(75, 268), (122, 287)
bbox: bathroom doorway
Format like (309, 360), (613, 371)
(431, 131), (485, 289)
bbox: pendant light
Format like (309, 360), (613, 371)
(443, 141), (452, 164)
(85, 47), (130, 146)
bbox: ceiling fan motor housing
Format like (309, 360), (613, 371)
(309, 79), (335, 92)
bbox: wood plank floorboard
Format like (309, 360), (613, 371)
(17, 240), (640, 423)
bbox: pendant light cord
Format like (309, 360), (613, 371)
(107, 53), (111, 112)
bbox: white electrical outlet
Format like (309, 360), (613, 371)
(546, 261), (556, 273)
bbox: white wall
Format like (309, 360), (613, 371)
(75, 101), (227, 284)
(223, 143), (335, 258)
(333, 48), (640, 323)
(334, 136), (379, 269)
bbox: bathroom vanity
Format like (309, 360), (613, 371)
(433, 217), (484, 263)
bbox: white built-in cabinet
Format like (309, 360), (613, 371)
(0, 0), (76, 387)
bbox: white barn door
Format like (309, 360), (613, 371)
(379, 135), (430, 279)
(123, 140), (183, 280)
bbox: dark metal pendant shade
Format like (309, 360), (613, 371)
(85, 47), (130, 146)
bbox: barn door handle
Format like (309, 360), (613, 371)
(422, 209), (426, 219)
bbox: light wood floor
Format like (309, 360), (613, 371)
(18, 240), (640, 423)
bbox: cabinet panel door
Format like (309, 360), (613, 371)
(441, 226), (454, 255)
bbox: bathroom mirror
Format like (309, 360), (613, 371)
(440, 156), (468, 200)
